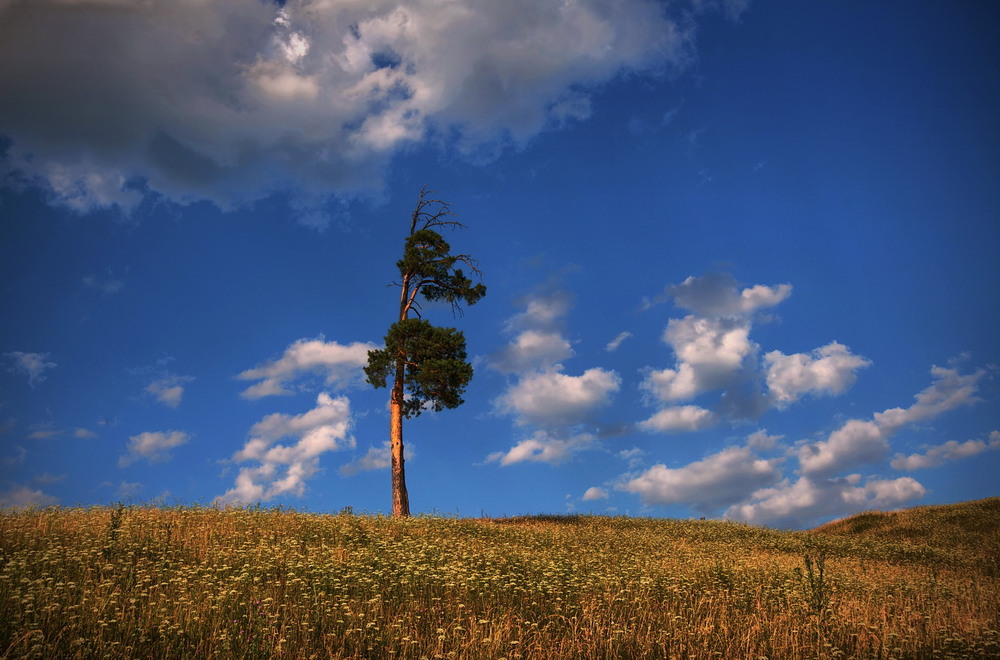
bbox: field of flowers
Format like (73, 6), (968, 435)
(1, 502), (998, 659)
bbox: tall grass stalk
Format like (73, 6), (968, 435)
(1, 505), (998, 659)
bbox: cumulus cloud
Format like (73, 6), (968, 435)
(218, 393), (355, 504)
(0, 483), (59, 508)
(491, 329), (573, 374)
(620, 443), (783, 512)
(119, 430), (190, 467)
(726, 474), (927, 529)
(642, 316), (755, 401)
(237, 337), (375, 399)
(4, 351), (56, 388)
(582, 486), (609, 501)
(497, 369), (621, 428)
(0, 0), (732, 223)
(492, 289), (621, 430)
(668, 272), (792, 318)
(145, 375), (194, 408)
(798, 367), (984, 476)
(486, 430), (597, 466)
(492, 289), (575, 373)
(639, 273), (794, 428)
(891, 430), (1000, 471)
(764, 342), (870, 406)
(638, 405), (715, 432)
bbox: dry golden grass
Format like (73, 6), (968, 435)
(1, 500), (998, 659)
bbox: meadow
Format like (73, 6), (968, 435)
(1, 498), (998, 659)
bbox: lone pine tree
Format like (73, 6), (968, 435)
(364, 188), (486, 517)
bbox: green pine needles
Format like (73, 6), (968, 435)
(364, 319), (473, 418)
(364, 188), (486, 517)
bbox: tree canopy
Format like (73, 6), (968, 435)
(364, 188), (486, 516)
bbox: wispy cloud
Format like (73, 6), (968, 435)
(4, 351), (56, 388)
(237, 337), (375, 399)
(146, 375), (194, 408)
(891, 430), (1000, 471)
(82, 273), (124, 296)
(605, 331), (633, 352)
(119, 430), (190, 467)
(486, 430), (597, 467)
(340, 441), (415, 477)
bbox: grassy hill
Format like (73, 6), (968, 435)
(2, 502), (998, 659)
(812, 497), (1000, 573)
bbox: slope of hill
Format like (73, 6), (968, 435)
(812, 496), (1000, 570)
(1, 503), (998, 658)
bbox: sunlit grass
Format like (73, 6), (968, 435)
(2, 500), (998, 658)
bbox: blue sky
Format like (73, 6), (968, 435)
(1, 0), (997, 528)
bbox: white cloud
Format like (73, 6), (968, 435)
(0, 484), (59, 508)
(667, 272), (791, 318)
(642, 316), (754, 401)
(146, 375), (194, 408)
(605, 331), (632, 352)
(798, 419), (887, 477)
(0, 0), (727, 223)
(82, 273), (124, 295)
(501, 289), (574, 335)
(638, 405), (715, 432)
(73, 428), (98, 439)
(339, 441), (415, 476)
(118, 430), (190, 467)
(218, 393), (355, 504)
(799, 367), (984, 476)
(747, 429), (783, 451)
(639, 273), (798, 427)
(493, 290), (621, 429)
(618, 447), (646, 469)
(491, 329), (573, 374)
(26, 424), (64, 440)
(486, 430), (596, 466)
(238, 337), (375, 399)
(726, 474), (926, 529)
(4, 445), (27, 467)
(4, 351), (56, 388)
(582, 486), (609, 501)
(492, 290), (574, 374)
(891, 431), (1000, 471)
(764, 342), (870, 405)
(497, 368), (620, 427)
(872, 366), (983, 432)
(620, 444), (782, 511)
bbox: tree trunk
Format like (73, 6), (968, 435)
(390, 361), (410, 517)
